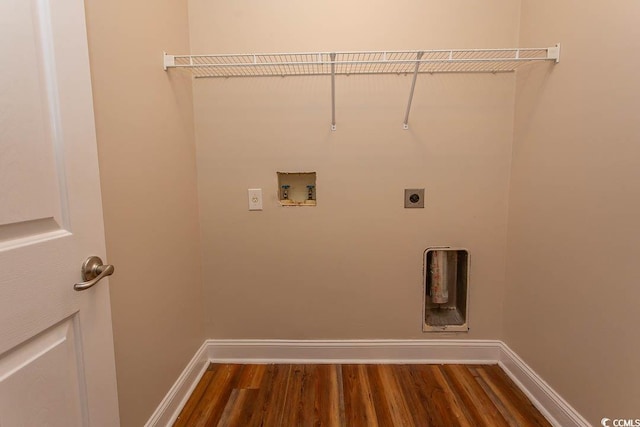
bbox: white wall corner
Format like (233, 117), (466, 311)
(146, 339), (590, 427)
(498, 342), (591, 427)
(144, 341), (210, 427)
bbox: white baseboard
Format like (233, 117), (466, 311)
(206, 339), (502, 364)
(146, 339), (589, 427)
(144, 340), (209, 427)
(498, 342), (591, 427)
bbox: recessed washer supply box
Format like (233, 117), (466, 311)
(277, 172), (317, 206)
(423, 247), (470, 332)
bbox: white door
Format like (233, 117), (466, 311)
(0, 0), (119, 425)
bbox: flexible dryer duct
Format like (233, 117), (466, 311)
(430, 250), (449, 304)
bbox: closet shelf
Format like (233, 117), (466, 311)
(163, 45), (560, 129)
(163, 46), (559, 77)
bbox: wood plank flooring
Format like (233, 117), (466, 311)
(174, 364), (551, 427)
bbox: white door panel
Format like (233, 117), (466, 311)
(0, 0), (120, 424)
(0, 0), (63, 230)
(0, 317), (86, 426)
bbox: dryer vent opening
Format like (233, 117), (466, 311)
(423, 248), (469, 332)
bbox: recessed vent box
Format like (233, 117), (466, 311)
(423, 247), (469, 332)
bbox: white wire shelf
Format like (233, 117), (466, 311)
(163, 45), (560, 129)
(164, 46), (559, 77)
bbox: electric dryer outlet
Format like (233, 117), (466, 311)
(404, 188), (425, 208)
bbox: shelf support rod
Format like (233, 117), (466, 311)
(330, 53), (336, 131)
(403, 51), (424, 130)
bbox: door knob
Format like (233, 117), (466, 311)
(74, 256), (114, 291)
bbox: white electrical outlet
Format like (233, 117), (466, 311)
(248, 188), (263, 211)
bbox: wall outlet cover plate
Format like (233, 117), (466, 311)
(404, 188), (425, 208)
(248, 188), (263, 210)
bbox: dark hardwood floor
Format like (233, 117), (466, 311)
(174, 363), (551, 427)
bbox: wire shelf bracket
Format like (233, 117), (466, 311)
(330, 52), (336, 131)
(164, 44), (560, 130)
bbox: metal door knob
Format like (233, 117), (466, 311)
(74, 256), (114, 291)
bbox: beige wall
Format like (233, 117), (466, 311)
(79, 0), (640, 422)
(505, 0), (640, 423)
(84, 0), (204, 425)
(189, 0), (520, 339)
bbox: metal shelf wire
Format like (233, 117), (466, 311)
(163, 45), (560, 129)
